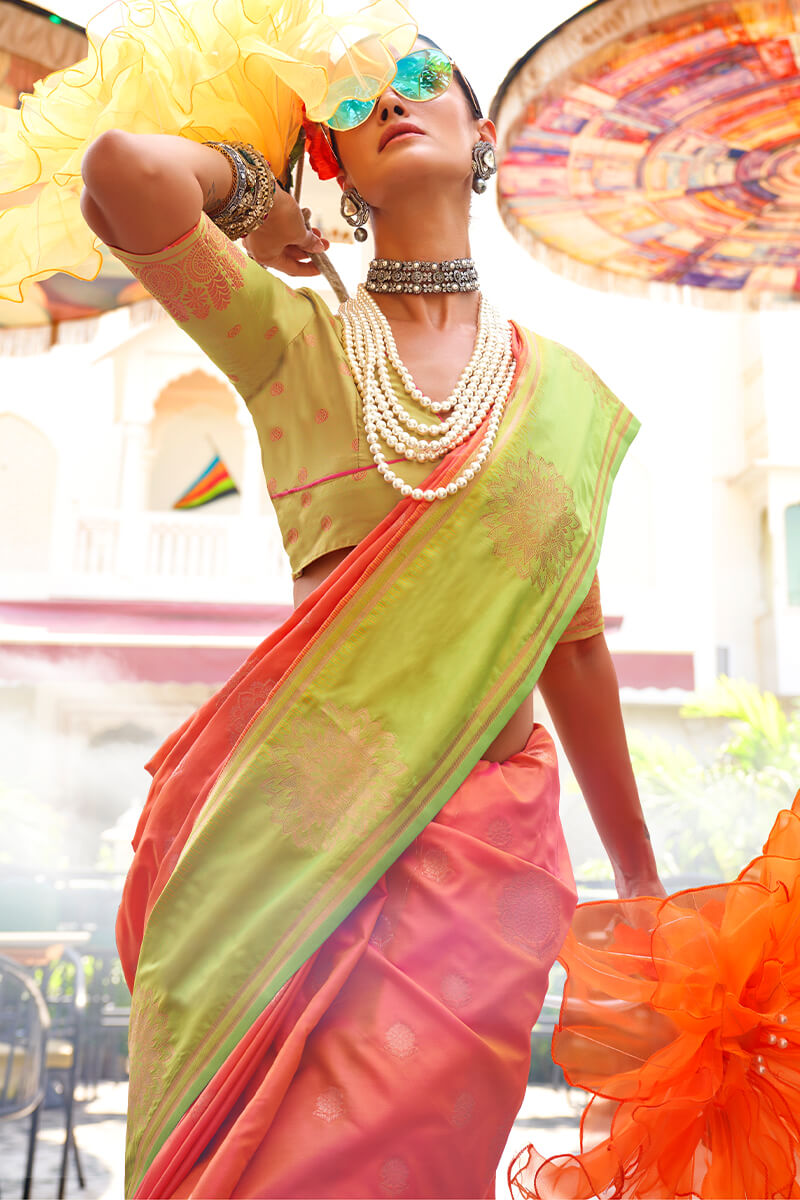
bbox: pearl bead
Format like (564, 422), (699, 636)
(401, 484), (413, 497)
(411, 488), (424, 500)
(779, 1013), (788, 1024)
(768, 1033), (778, 1044)
(446, 482), (458, 495)
(435, 487), (447, 500)
(757, 1064), (767, 1075)
(778, 1037), (788, 1048)
(392, 477), (404, 489)
(423, 490), (436, 502)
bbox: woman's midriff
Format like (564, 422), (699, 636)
(293, 546), (535, 763)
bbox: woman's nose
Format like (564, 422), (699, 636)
(377, 93), (408, 123)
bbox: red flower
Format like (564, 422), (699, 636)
(302, 111), (341, 181)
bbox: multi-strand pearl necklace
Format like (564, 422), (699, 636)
(339, 284), (515, 502)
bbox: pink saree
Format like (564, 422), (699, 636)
(145, 727), (575, 1199)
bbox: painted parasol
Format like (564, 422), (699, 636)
(0, 0), (150, 347)
(490, 0), (800, 307)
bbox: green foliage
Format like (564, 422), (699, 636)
(629, 678), (799, 881)
(681, 676), (800, 774)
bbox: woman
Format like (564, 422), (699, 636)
(74, 26), (662, 1200)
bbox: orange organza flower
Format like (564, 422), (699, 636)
(510, 793), (800, 1199)
(302, 112), (341, 180)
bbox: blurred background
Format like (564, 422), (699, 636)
(1, 0), (799, 1193)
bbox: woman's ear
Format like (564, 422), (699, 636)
(477, 117), (498, 147)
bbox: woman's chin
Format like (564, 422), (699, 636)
(368, 147), (467, 197)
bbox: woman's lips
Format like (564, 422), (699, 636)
(378, 124), (424, 152)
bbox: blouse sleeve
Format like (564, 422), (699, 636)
(559, 571), (604, 643)
(110, 213), (315, 402)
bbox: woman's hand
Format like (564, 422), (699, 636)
(243, 189), (329, 276)
(615, 871), (668, 901)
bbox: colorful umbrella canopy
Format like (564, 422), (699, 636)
(491, 0), (800, 306)
(0, 0), (148, 343)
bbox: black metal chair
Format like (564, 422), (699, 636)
(81, 949), (130, 1097)
(27, 947), (87, 1200)
(0, 955), (50, 1199)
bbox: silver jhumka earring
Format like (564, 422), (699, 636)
(341, 187), (370, 242)
(471, 140), (497, 194)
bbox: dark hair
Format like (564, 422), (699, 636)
(328, 37), (483, 165)
(416, 36), (483, 119)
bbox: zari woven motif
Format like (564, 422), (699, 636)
(493, 0), (800, 305)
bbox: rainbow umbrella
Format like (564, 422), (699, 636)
(491, 0), (800, 307)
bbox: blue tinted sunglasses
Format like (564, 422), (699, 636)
(326, 49), (457, 132)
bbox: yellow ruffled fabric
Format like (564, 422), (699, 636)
(0, 0), (417, 302)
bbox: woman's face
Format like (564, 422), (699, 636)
(333, 41), (495, 208)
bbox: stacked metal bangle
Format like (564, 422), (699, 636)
(205, 141), (276, 240)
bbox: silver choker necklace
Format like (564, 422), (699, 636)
(366, 257), (479, 295)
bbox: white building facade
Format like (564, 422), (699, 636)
(1, 228), (797, 874)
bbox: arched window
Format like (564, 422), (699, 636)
(149, 371), (243, 514)
(787, 503), (800, 607)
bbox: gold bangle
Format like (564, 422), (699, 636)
(207, 142), (276, 241)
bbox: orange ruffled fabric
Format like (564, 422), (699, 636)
(510, 791), (800, 1200)
(0, 0), (416, 301)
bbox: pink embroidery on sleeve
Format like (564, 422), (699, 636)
(315, 408), (329, 423)
(271, 382), (285, 397)
(136, 225), (246, 323)
(270, 427), (284, 441)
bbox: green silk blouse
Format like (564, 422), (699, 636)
(113, 213), (603, 638)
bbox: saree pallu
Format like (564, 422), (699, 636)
(118, 329), (639, 1195)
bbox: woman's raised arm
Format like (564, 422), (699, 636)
(80, 130), (326, 271)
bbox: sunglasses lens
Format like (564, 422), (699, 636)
(327, 96), (377, 131)
(394, 49), (453, 101)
